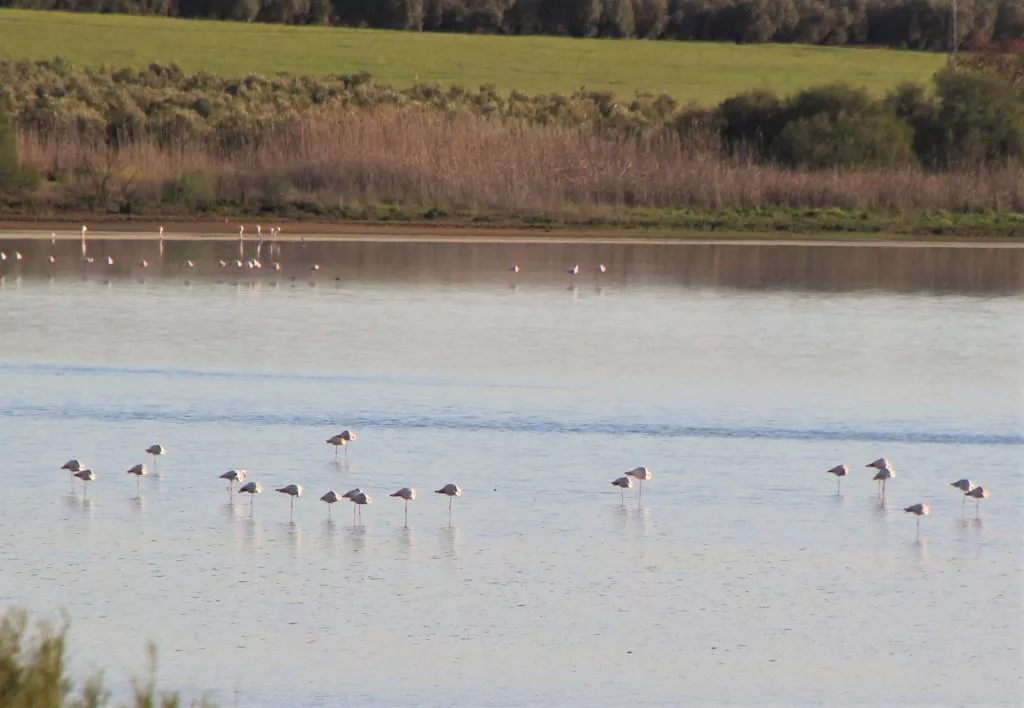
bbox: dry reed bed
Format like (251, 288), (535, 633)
(17, 109), (1024, 215)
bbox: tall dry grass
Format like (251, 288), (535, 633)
(16, 108), (1024, 217)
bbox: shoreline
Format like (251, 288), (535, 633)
(1, 221), (1023, 248)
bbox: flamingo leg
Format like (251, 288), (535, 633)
(448, 497), (453, 527)
(289, 496), (294, 522)
(404, 500), (409, 527)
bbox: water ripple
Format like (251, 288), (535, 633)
(0, 401), (1017, 447)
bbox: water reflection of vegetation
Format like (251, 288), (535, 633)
(0, 608), (215, 708)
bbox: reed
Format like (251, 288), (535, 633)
(14, 109), (1023, 232)
(0, 608), (214, 708)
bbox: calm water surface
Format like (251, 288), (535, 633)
(0, 239), (1022, 706)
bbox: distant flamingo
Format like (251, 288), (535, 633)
(508, 264), (520, 274)
(320, 490), (341, 518)
(341, 488), (363, 523)
(239, 481), (262, 513)
(965, 486), (990, 517)
(61, 459), (86, 490)
(595, 264), (607, 274)
(866, 458), (895, 499)
(220, 469), (247, 498)
(611, 475), (633, 504)
(146, 444), (166, 472)
(73, 468), (96, 496)
(567, 264), (580, 278)
(827, 464), (849, 493)
(435, 483), (462, 526)
(276, 484), (303, 521)
(349, 490), (371, 523)
(138, 259), (149, 268)
(390, 487), (417, 527)
(325, 434), (347, 459)
(625, 466), (652, 503)
(126, 463), (147, 493)
(950, 478), (972, 513)
(184, 260), (195, 269)
(903, 503), (930, 541)
(105, 256), (115, 266)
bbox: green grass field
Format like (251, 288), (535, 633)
(0, 9), (944, 103)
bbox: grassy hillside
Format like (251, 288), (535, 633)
(0, 9), (944, 104)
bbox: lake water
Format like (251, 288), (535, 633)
(0, 237), (1022, 707)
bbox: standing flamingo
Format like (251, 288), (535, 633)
(435, 483), (462, 526)
(349, 490), (371, 524)
(276, 484), (303, 521)
(866, 458), (895, 499)
(239, 481), (262, 513)
(61, 459), (86, 490)
(567, 264), (580, 278)
(950, 478), (972, 513)
(325, 433), (349, 459)
(320, 490), (341, 518)
(827, 464), (849, 493)
(625, 466), (652, 503)
(341, 488), (363, 523)
(390, 487), (417, 527)
(611, 476), (633, 504)
(220, 469), (247, 498)
(73, 469), (97, 496)
(146, 444), (166, 473)
(595, 264), (607, 274)
(126, 463), (148, 494)
(965, 486), (990, 517)
(903, 503), (930, 541)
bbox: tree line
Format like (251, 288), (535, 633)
(2, 0), (1023, 49)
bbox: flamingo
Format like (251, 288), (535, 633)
(239, 480), (262, 513)
(595, 264), (607, 274)
(827, 464), (849, 493)
(508, 264), (520, 274)
(220, 469), (247, 498)
(105, 256), (115, 266)
(309, 264), (320, 272)
(276, 484), (303, 521)
(48, 255), (55, 265)
(435, 483), (462, 526)
(61, 459), (86, 490)
(271, 261), (282, 271)
(325, 434), (348, 459)
(184, 260), (195, 269)
(625, 466), (652, 503)
(126, 463), (147, 493)
(611, 475), (633, 504)
(390, 487), (417, 527)
(146, 444), (166, 472)
(349, 490), (371, 523)
(965, 486), (990, 516)
(903, 503), (930, 541)
(950, 478), (972, 513)
(320, 490), (341, 518)
(218, 259), (227, 268)
(73, 468), (96, 496)
(341, 488), (363, 523)
(138, 259), (149, 268)
(567, 264), (580, 278)
(866, 458), (895, 499)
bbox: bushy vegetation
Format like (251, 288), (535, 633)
(0, 56), (1020, 233)
(1, 0), (1022, 48)
(0, 10), (944, 102)
(0, 609), (214, 708)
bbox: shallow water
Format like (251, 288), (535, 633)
(0, 239), (1022, 706)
